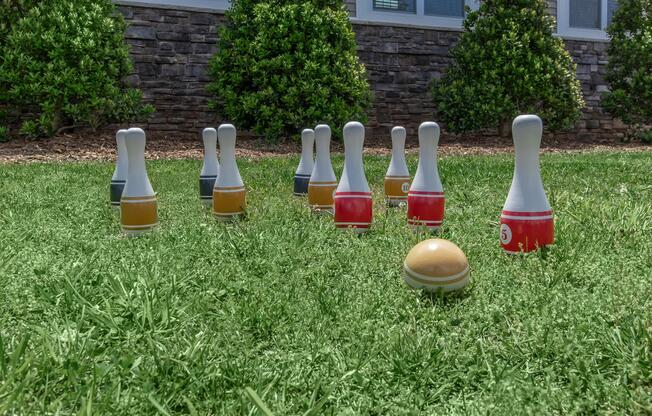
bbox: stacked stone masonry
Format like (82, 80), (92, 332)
(118, 4), (622, 139)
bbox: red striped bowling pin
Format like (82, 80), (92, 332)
(199, 128), (219, 207)
(334, 122), (372, 233)
(110, 129), (128, 209)
(384, 126), (410, 207)
(213, 124), (246, 220)
(120, 128), (158, 235)
(308, 124), (337, 214)
(407, 122), (444, 231)
(500, 115), (554, 253)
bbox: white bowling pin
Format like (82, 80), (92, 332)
(407, 122), (444, 231)
(308, 124), (337, 213)
(334, 122), (372, 233)
(385, 126), (410, 207)
(212, 124), (246, 220)
(200, 128), (220, 207)
(294, 129), (314, 196)
(110, 129), (128, 208)
(500, 115), (554, 253)
(120, 128), (158, 235)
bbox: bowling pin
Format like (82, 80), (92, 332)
(212, 124), (246, 220)
(407, 122), (444, 231)
(120, 128), (158, 235)
(199, 128), (220, 207)
(384, 126), (410, 207)
(500, 115), (554, 253)
(334, 122), (372, 233)
(308, 124), (337, 214)
(110, 129), (128, 208)
(294, 129), (314, 196)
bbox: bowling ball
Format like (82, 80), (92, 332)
(403, 239), (470, 293)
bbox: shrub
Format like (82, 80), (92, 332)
(0, 0), (37, 43)
(432, 0), (585, 136)
(208, 0), (371, 142)
(602, 0), (652, 131)
(0, 0), (154, 138)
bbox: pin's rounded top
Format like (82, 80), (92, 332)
(391, 126), (406, 140)
(343, 121), (364, 140)
(126, 127), (146, 141)
(301, 129), (315, 139)
(203, 127), (217, 136)
(116, 129), (128, 137)
(218, 124), (236, 140)
(315, 124), (331, 139)
(419, 121), (439, 136)
(513, 115), (542, 136)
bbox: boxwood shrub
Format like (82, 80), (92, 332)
(602, 0), (652, 136)
(0, 0), (153, 138)
(208, 0), (371, 142)
(432, 0), (585, 136)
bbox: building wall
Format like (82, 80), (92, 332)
(118, 3), (621, 139)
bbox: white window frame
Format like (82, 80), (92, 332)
(354, 0), (480, 29)
(116, 0), (230, 13)
(557, 0), (609, 40)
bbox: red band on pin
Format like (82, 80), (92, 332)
(334, 195), (372, 228)
(500, 216), (554, 253)
(407, 194), (445, 226)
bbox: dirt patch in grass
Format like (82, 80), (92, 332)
(0, 131), (649, 163)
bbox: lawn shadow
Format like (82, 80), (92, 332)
(415, 285), (472, 308)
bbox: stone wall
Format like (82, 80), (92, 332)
(118, 4), (622, 139)
(120, 5), (223, 134)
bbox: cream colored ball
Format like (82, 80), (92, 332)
(403, 239), (470, 293)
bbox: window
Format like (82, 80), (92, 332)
(424, 0), (465, 17)
(356, 0), (479, 28)
(373, 0), (416, 13)
(558, 0), (618, 39)
(607, 0), (619, 24)
(570, 0), (601, 29)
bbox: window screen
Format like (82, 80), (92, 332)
(607, 0), (619, 24)
(570, 0), (601, 28)
(424, 0), (465, 17)
(373, 0), (416, 12)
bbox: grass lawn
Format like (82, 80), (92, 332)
(0, 151), (651, 414)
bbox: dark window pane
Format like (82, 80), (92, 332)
(424, 0), (464, 16)
(570, 0), (601, 29)
(607, 0), (619, 24)
(373, 0), (416, 12)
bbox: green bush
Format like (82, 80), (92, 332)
(0, 0), (36, 43)
(0, 0), (154, 138)
(432, 0), (585, 136)
(602, 0), (652, 131)
(208, 0), (371, 142)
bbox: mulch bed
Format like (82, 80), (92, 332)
(0, 131), (649, 164)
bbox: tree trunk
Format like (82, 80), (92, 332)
(498, 118), (512, 138)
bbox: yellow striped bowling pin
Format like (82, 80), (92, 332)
(308, 124), (337, 214)
(199, 128), (219, 207)
(110, 129), (128, 209)
(120, 128), (158, 235)
(212, 124), (246, 220)
(384, 126), (410, 207)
